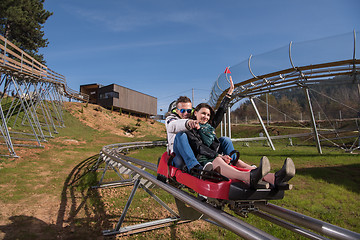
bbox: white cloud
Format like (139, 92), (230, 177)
(43, 39), (191, 59)
(65, 3), (212, 33)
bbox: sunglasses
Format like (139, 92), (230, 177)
(177, 108), (192, 114)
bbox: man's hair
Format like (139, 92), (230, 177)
(176, 96), (191, 107)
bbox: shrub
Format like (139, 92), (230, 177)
(122, 125), (137, 133)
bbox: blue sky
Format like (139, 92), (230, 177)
(41, 0), (360, 114)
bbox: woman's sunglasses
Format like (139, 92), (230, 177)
(177, 108), (192, 114)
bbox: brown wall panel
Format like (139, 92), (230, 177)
(94, 84), (157, 116)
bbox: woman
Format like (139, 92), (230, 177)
(185, 78), (295, 189)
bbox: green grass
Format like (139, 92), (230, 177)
(127, 143), (360, 239)
(0, 106), (359, 239)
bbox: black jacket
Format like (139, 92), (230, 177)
(185, 96), (231, 161)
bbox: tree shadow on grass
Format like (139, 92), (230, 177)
(0, 216), (60, 240)
(55, 154), (116, 239)
(0, 152), (225, 239)
(0, 155), (116, 240)
(296, 164), (360, 194)
(53, 154), (178, 239)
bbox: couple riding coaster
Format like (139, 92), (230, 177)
(157, 68), (296, 211)
(157, 151), (295, 202)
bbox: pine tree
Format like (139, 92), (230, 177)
(0, 0), (53, 63)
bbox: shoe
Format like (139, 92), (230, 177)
(189, 164), (202, 176)
(203, 162), (213, 172)
(275, 158), (296, 186)
(249, 156), (271, 189)
(200, 162), (213, 180)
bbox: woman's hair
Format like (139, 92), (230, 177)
(193, 103), (215, 121)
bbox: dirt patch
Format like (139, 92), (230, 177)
(0, 102), (171, 239)
(64, 102), (166, 139)
(51, 137), (86, 146)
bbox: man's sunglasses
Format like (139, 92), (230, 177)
(177, 108), (193, 114)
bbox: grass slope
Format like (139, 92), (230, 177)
(0, 102), (359, 239)
(128, 144), (360, 239)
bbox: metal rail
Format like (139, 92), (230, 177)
(255, 203), (360, 240)
(210, 31), (360, 108)
(98, 141), (278, 239)
(95, 141), (360, 239)
(0, 35), (88, 102)
(0, 35), (88, 157)
(211, 31), (360, 153)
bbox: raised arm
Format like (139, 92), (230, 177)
(211, 76), (234, 128)
(227, 76), (234, 96)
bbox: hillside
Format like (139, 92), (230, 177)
(0, 102), (168, 240)
(232, 83), (360, 122)
(64, 102), (166, 139)
(0, 102), (358, 239)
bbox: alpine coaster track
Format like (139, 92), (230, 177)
(94, 141), (360, 239)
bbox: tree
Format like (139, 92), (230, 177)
(0, 0), (53, 63)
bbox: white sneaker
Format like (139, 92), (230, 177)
(200, 162), (213, 180)
(203, 162), (213, 171)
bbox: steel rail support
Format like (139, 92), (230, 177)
(103, 179), (183, 236)
(249, 97), (275, 150)
(290, 39), (322, 153)
(19, 81), (47, 141)
(38, 83), (58, 134)
(227, 106), (232, 139)
(11, 97), (23, 128)
(7, 97), (21, 127)
(110, 179), (141, 233)
(353, 31), (360, 109)
(51, 85), (65, 127)
(224, 112), (227, 137)
(0, 103), (18, 157)
(0, 75), (18, 157)
(99, 141), (359, 238)
(36, 83), (56, 135)
(102, 149), (278, 240)
(94, 158), (128, 188)
(31, 82), (53, 138)
(47, 85), (64, 128)
(303, 87), (322, 154)
(220, 120), (223, 136)
(3, 83), (21, 125)
(10, 77), (43, 146)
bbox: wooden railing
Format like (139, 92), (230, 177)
(0, 35), (88, 102)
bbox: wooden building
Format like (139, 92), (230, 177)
(80, 83), (157, 117)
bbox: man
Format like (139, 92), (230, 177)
(165, 95), (236, 174)
(165, 96), (202, 173)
